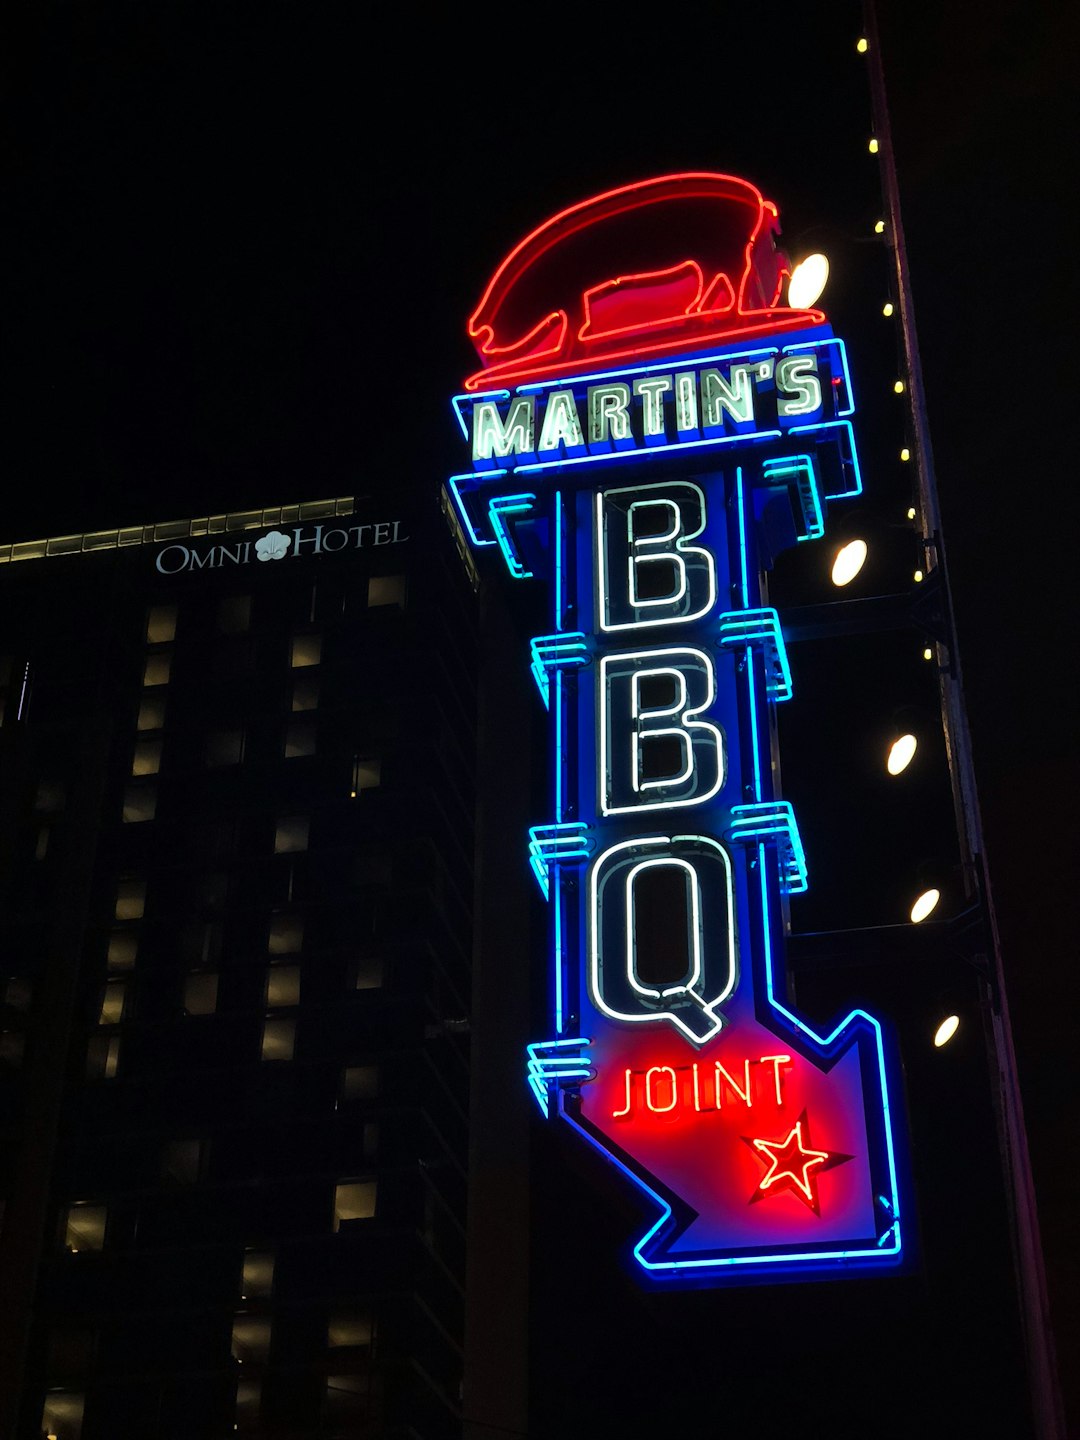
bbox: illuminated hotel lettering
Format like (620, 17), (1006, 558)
(451, 173), (904, 1284)
(154, 520), (408, 575)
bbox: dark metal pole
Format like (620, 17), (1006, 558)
(861, 6), (1066, 1435)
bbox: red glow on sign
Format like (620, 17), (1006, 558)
(745, 1112), (853, 1215)
(580, 1024), (878, 1248)
(464, 173), (826, 392)
(611, 1055), (792, 1119)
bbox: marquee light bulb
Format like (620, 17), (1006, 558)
(910, 888), (940, 924)
(882, 301), (894, 317)
(900, 447), (911, 461)
(907, 507), (916, 520)
(894, 379), (905, 394)
(830, 538), (867, 587)
(868, 138), (879, 154)
(887, 734), (917, 775)
(923, 646), (933, 661)
(857, 36), (868, 52)
(913, 569), (924, 582)
(874, 219), (886, 235)
(934, 1015), (960, 1047)
(788, 253), (830, 309)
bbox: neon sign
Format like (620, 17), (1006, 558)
(451, 174), (905, 1285)
(463, 173), (824, 391)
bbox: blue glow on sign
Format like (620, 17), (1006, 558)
(450, 308), (905, 1287)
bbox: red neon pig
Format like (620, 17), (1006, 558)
(464, 172), (825, 392)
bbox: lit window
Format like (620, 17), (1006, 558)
(63, 1203), (106, 1252)
(231, 1315), (271, 1365)
(85, 1034), (119, 1080)
(98, 980), (127, 1025)
(122, 784), (157, 824)
(341, 1065), (379, 1100)
(183, 972), (218, 1016)
(291, 674), (319, 712)
(328, 1312), (373, 1350)
(136, 694), (167, 731)
(206, 729), (244, 766)
(268, 912), (303, 955)
(241, 1250), (275, 1299)
(351, 757), (381, 795)
(235, 1379), (261, 1432)
(353, 955), (384, 991)
(161, 1139), (202, 1184)
(274, 817), (309, 854)
(266, 965), (301, 1008)
(325, 1375), (370, 1424)
(106, 932), (137, 970)
(284, 722), (316, 758)
(218, 595), (251, 634)
(290, 634), (322, 668)
(114, 879), (145, 921)
(260, 1017), (296, 1062)
(146, 604), (177, 644)
(131, 739), (162, 777)
(334, 1180), (376, 1230)
(142, 652), (172, 687)
(367, 574), (406, 608)
(41, 1391), (84, 1440)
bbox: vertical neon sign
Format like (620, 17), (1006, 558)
(449, 174), (905, 1284)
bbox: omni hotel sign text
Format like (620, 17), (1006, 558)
(155, 519), (408, 575)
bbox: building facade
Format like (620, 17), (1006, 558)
(0, 491), (478, 1439)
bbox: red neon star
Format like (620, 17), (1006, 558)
(742, 1110), (852, 1214)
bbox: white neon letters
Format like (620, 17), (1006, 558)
(600, 647), (725, 814)
(597, 480), (716, 632)
(588, 836), (736, 1044)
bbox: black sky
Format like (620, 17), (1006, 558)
(5, 0), (1078, 1422)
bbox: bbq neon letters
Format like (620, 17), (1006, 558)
(450, 172), (905, 1286)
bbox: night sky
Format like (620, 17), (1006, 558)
(6, 0), (1078, 1429)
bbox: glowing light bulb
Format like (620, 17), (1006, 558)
(856, 36), (868, 52)
(913, 569), (924, 582)
(869, 137), (879, 154)
(900, 447), (911, 461)
(910, 888), (940, 924)
(788, 252), (830, 308)
(874, 219), (886, 235)
(933, 1015), (960, 1047)
(882, 301), (894, 317)
(906, 507), (916, 520)
(923, 646), (933, 661)
(887, 734), (917, 775)
(830, 539), (867, 587)
(894, 379), (905, 394)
